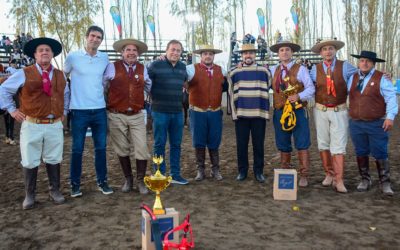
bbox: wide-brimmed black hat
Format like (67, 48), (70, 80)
(23, 37), (62, 58)
(351, 50), (385, 63)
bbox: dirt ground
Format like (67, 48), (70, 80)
(0, 109), (399, 250)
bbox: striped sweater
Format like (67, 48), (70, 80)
(227, 64), (271, 120)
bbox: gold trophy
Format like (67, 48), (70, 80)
(283, 83), (302, 109)
(144, 155), (172, 215)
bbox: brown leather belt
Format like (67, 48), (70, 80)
(190, 106), (221, 112)
(109, 109), (141, 116)
(26, 116), (61, 124)
(315, 103), (347, 112)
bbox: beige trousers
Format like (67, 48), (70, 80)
(20, 120), (64, 169)
(313, 108), (349, 154)
(108, 112), (150, 159)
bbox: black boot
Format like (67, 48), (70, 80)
(194, 148), (206, 181)
(356, 156), (371, 192)
(376, 159), (394, 196)
(209, 149), (223, 181)
(23, 167), (38, 210)
(46, 163), (65, 204)
(136, 159), (149, 194)
(118, 156), (133, 192)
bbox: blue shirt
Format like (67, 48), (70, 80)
(64, 49), (109, 109)
(270, 60), (315, 101)
(348, 69), (398, 120)
(0, 63), (70, 116)
(310, 58), (357, 83)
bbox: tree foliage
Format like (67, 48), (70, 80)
(10, 0), (101, 56)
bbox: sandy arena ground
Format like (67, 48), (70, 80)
(0, 109), (399, 249)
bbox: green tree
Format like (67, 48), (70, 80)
(10, 0), (101, 57)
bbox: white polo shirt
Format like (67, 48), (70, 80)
(64, 49), (109, 109)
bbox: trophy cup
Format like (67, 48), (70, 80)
(144, 155), (172, 215)
(283, 84), (302, 109)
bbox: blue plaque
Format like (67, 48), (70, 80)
(278, 174), (294, 189)
(151, 217), (174, 242)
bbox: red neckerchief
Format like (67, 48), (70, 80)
(123, 61), (137, 79)
(323, 61), (336, 97)
(276, 64), (289, 93)
(200, 63), (213, 79)
(40, 64), (53, 96)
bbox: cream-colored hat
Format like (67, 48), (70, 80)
(310, 39), (345, 54)
(238, 44), (257, 52)
(113, 38), (148, 55)
(193, 44), (222, 54)
(270, 40), (301, 53)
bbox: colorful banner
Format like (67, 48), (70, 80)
(290, 5), (299, 33)
(256, 8), (265, 36)
(110, 6), (122, 38)
(146, 15), (155, 37)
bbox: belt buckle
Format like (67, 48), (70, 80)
(333, 106), (339, 112)
(322, 105), (327, 112)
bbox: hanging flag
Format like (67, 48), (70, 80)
(110, 6), (122, 38)
(256, 8), (265, 36)
(290, 5), (299, 33)
(147, 15), (155, 37)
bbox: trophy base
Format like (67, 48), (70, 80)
(153, 208), (166, 215)
(142, 208), (180, 250)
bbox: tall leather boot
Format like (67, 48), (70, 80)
(297, 150), (310, 187)
(280, 152), (291, 169)
(356, 156), (371, 192)
(118, 156), (133, 192)
(331, 155), (347, 193)
(209, 149), (223, 181)
(46, 163), (65, 204)
(23, 167), (38, 210)
(375, 159), (394, 196)
(320, 150), (334, 186)
(194, 148), (206, 181)
(136, 159), (149, 194)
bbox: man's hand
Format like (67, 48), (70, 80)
(10, 109), (26, 123)
(382, 71), (392, 81)
(158, 54), (166, 60)
(382, 119), (394, 132)
(288, 94), (300, 103)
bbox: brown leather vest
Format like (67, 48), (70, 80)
(349, 70), (386, 121)
(272, 63), (305, 109)
(108, 60), (145, 112)
(188, 63), (225, 109)
(315, 60), (347, 105)
(19, 65), (66, 119)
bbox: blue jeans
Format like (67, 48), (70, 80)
(70, 108), (108, 186)
(349, 119), (389, 159)
(273, 108), (311, 152)
(189, 109), (223, 150)
(152, 111), (183, 177)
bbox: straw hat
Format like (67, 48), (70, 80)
(310, 39), (345, 53)
(270, 40), (301, 53)
(193, 44), (222, 54)
(113, 38), (148, 55)
(237, 44), (257, 52)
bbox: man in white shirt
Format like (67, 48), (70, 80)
(64, 25), (113, 197)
